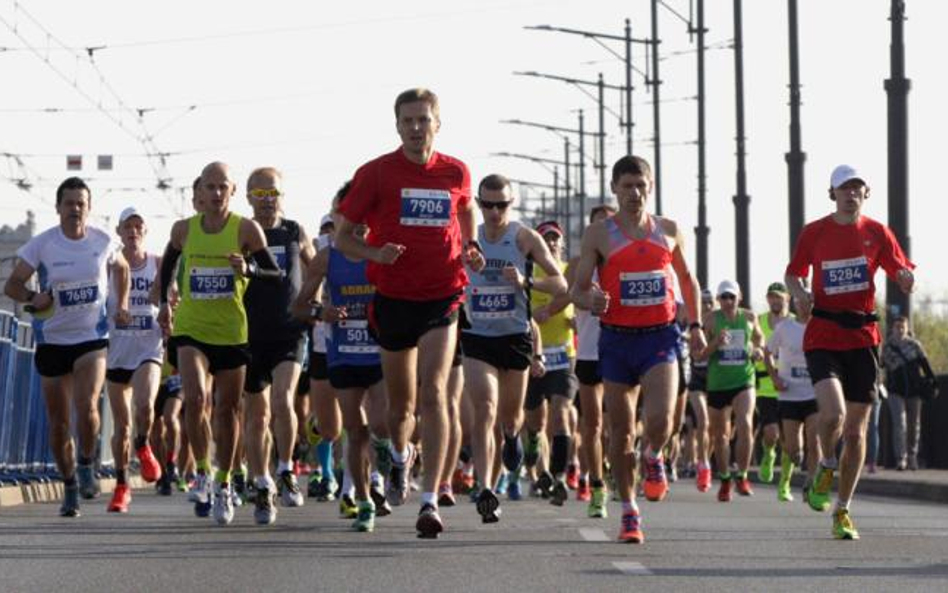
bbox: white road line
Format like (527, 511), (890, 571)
(613, 562), (653, 576)
(579, 528), (609, 541)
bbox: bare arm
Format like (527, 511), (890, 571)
(4, 259), (53, 312)
(298, 223), (317, 267)
(517, 228), (567, 295)
(110, 250), (131, 324)
(568, 221), (609, 314)
(785, 273), (812, 317)
(334, 214), (403, 264)
(666, 219), (706, 353)
(291, 248), (329, 322)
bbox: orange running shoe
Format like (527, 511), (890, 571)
(565, 465), (580, 490)
(107, 484), (131, 513)
(617, 511), (644, 544)
(696, 465), (712, 493)
(717, 477), (732, 502)
(136, 444), (162, 483)
(735, 475), (754, 496)
(576, 480), (592, 502)
(643, 456), (668, 502)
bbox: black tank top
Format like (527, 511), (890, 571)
(244, 218), (306, 341)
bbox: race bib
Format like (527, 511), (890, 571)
(400, 188), (451, 227)
(335, 319), (378, 354)
(544, 345), (571, 371)
(56, 280), (99, 311)
(269, 245), (287, 272)
(822, 256), (869, 295)
(619, 271), (666, 307)
(114, 314), (155, 335)
(718, 329), (747, 366)
(790, 365), (810, 382)
(189, 267), (235, 300)
(470, 286), (516, 319)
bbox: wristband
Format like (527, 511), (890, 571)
(689, 322), (703, 331)
(465, 240), (483, 255)
(24, 289), (37, 304)
(526, 277), (534, 290)
(310, 304), (324, 321)
(533, 353), (546, 363)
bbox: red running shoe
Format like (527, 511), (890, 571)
(717, 477), (732, 502)
(735, 476), (754, 496)
(617, 511), (644, 544)
(107, 484), (131, 513)
(136, 444), (162, 483)
(696, 465), (712, 493)
(576, 480), (592, 502)
(565, 465), (580, 490)
(643, 456), (668, 502)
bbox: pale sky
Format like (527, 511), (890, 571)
(1, 0), (945, 310)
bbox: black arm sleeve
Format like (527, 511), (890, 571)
(248, 248), (282, 280)
(159, 243), (182, 304)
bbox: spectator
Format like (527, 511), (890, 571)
(883, 316), (936, 470)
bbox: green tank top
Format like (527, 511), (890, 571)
(755, 312), (777, 398)
(707, 309), (755, 392)
(172, 213), (249, 345)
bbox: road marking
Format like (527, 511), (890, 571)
(579, 528), (609, 541)
(555, 518), (577, 524)
(613, 562), (653, 576)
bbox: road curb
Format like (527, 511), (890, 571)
(0, 476), (147, 509)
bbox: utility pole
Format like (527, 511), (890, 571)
(693, 0), (710, 288)
(624, 18), (634, 155)
(564, 136), (573, 253)
(786, 0), (806, 254)
(650, 0), (664, 215)
(598, 73), (606, 203)
(733, 0), (751, 306)
(886, 0), (911, 320)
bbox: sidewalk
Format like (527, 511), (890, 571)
(0, 475), (146, 508)
(847, 468), (948, 504)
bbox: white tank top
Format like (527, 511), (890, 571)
(108, 253), (163, 370)
(17, 226), (116, 346)
(575, 269), (601, 361)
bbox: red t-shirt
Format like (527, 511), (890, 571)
(785, 214), (913, 351)
(339, 148), (472, 300)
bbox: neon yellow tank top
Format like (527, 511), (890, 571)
(172, 213), (248, 345)
(531, 261), (575, 357)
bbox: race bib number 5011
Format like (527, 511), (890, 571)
(400, 188), (451, 227)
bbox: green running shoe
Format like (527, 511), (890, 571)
(339, 493), (358, 519)
(777, 479), (794, 502)
(832, 508), (859, 540)
(587, 486), (608, 518)
(353, 501), (376, 532)
(808, 466), (834, 512)
(758, 446), (776, 483)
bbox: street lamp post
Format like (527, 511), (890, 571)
(886, 0), (911, 321)
(786, 0), (807, 255)
(733, 0), (752, 307)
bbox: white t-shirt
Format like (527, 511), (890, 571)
(766, 318), (815, 402)
(17, 225), (118, 346)
(107, 252), (163, 370)
(575, 269), (601, 361)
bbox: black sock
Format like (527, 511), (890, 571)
(133, 435), (147, 450)
(63, 475), (77, 487)
(77, 455), (93, 466)
(551, 435), (571, 477)
(116, 468), (127, 485)
(459, 445), (472, 465)
(591, 478), (605, 489)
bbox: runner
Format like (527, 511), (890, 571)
(754, 282), (793, 484)
(242, 167), (316, 525)
(104, 207), (164, 512)
(4, 177), (131, 517)
(334, 87), (484, 538)
(158, 161), (281, 525)
(152, 361), (184, 495)
(461, 174), (566, 523)
(687, 289), (715, 492)
(700, 279), (764, 502)
(571, 156), (705, 543)
(785, 164), (914, 540)
(569, 204), (615, 517)
(763, 301), (820, 502)
(524, 220), (577, 507)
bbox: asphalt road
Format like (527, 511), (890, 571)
(1, 478), (947, 593)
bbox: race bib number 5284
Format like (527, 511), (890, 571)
(821, 256), (869, 295)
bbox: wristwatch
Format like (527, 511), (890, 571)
(310, 303), (324, 321)
(533, 353), (546, 363)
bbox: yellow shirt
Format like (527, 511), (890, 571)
(531, 260), (575, 358)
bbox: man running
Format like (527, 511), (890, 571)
(104, 207), (164, 512)
(461, 174), (566, 523)
(4, 177), (130, 517)
(785, 164), (914, 540)
(242, 167), (316, 524)
(700, 279), (764, 502)
(334, 88), (484, 538)
(572, 156), (705, 543)
(158, 161), (281, 525)
(754, 282), (793, 484)
(687, 289), (715, 492)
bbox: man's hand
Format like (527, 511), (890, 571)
(463, 243), (485, 273)
(773, 376), (789, 391)
(530, 358), (546, 378)
(158, 302), (173, 337)
(114, 308), (132, 327)
(897, 268), (915, 294)
(29, 291), (53, 313)
(376, 243), (406, 265)
(533, 305), (551, 324)
(689, 326), (707, 355)
(228, 252), (249, 277)
(323, 305), (348, 323)
(501, 265), (523, 288)
(589, 284), (610, 316)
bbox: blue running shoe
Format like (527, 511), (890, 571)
(507, 473), (522, 501)
(495, 471), (509, 496)
(76, 464), (99, 500)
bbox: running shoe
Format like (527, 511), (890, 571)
(524, 433), (540, 468)
(717, 477), (732, 502)
(387, 445), (414, 506)
(190, 473), (212, 517)
(550, 478), (568, 507)
(213, 482), (235, 525)
(735, 475), (754, 496)
(136, 445), (162, 483)
(587, 487), (608, 519)
(696, 464), (712, 493)
(777, 479), (794, 502)
(438, 482), (456, 507)
(565, 464), (580, 490)
(617, 511), (644, 544)
(176, 475), (188, 493)
(666, 461), (679, 484)
(278, 470), (305, 507)
(230, 484), (244, 508)
(808, 466), (834, 512)
(502, 434), (524, 474)
(77, 463), (100, 500)
(107, 484), (131, 513)
(60, 484), (81, 518)
(253, 485), (277, 526)
(576, 479), (592, 502)
(416, 503), (444, 539)
(476, 488), (501, 524)
(534, 471), (554, 499)
(232, 470), (248, 503)
(468, 481), (482, 504)
(832, 508), (859, 540)
(314, 477), (338, 502)
(643, 456), (668, 502)
(307, 471), (322, 498)
(370, 482), (393, 517)
(374, 439), (392, 478)
(495, 471), (509, 496)
(758, 446), (776, 483)
(353, 500), (376, 532)
(304, 414), (322, 446)
(507, 473), (522, 501)
(339, 493), (358, 519)
(157, 473), (173, 497)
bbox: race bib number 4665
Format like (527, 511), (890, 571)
(821, 256), (869, 295)
(470, 286), (516, 319)
(400, 188), (451, 227)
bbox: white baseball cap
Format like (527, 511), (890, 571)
(319, 214), (334, 229)
(830, 165), (866, 189)
(118, 206), (144, 224)
(716, 279), (741, 297)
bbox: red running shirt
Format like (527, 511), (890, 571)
(599, 215), (677, 328)
(786, 214), (913, 351)
(340, 149), (472, 300)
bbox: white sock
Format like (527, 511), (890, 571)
(420, 491), (437, 508)
(276, 460), (292, 475)
(391, 446), (409, 465)
(342, 465), (354, 496)
(255, 474), (274, 489)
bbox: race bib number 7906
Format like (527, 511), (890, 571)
(400, 188), (451, 227)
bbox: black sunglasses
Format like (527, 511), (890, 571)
(477, 199), (512, 211)
(719, 293), (737, 300)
